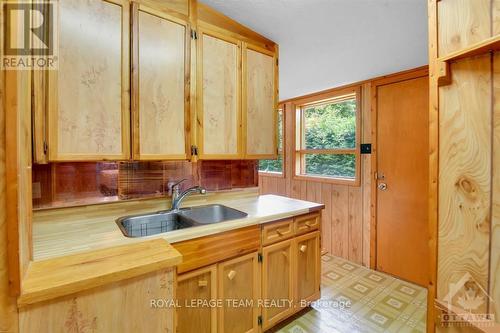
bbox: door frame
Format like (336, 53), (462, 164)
(369, 66), (429, 270)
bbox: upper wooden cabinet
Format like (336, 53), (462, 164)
(197, 28), (242, 159)
(132, 4), (190, 160)
(47, 0), (130, 161)
(243, 44), (278, 159)
(33, 0), (279, 162)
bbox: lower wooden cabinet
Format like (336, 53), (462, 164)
(175, 213), (322, 333)
(295, 231), (321, 306)
(176, 252), (260, 333)
(261, 238), (294, 330)
(218, 252), (260, 333)
(176, 265), (217, 333)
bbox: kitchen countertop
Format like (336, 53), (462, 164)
(33, 190), (324, 260)
(23, 189), (323, 306)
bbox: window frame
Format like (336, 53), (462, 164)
(258, 104), (286, 178)
(293, 86), (361, 186)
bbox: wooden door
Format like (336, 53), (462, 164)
(132, 4), (190, 160)
(47, 0), (130, 161)
(243, 43), (277, 159)
(176, 265), (217, 333)
(197, 27), (241, 159)
(295, 231), (320, 305)
(375, 74), (429, 287)
(262, 239), (294, 330)
(218, 252), (260, 333)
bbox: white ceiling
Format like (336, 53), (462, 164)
(200, 0), (428, 101)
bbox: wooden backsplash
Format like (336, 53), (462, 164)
(32, 160), (258, 209)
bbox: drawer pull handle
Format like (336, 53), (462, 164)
(198, 280), (208, 287)
(227, 270), (237, 280)
(300, 245), (307, 253)
(305, 222), (313, 228)
(276, 229), (284, 236)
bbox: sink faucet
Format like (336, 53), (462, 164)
(170, 179), (207, 210)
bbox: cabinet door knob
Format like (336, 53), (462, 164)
(227, 270), (237, 280)
(281, 251), (288, 258)
(198, 280), (208, 287)
(300, 244), (307, 253)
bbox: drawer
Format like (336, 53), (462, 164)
(262, 219), (294, 245)
(294, 213), (320, 235)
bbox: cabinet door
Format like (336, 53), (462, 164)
(197, 28), (241, 159)
(295, 231), (321, 305)
(47, 0), (130, 161)
(132, 5), (189, 160)
(243, 44), (278, 159)
(176, 265), (217, 333)
(218, 252), (260, 333)
(262, 239), (294, 330)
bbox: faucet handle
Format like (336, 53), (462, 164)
(170, 179), (187, 191)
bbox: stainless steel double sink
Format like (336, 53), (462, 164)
(116, 204), (248, 238)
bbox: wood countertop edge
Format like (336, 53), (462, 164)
(17, 239), (182, 307)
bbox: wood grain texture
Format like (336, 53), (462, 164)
(494, 0), (500, 36)
(18, 239), (181, 306)
(49, 0), (130, 160)
(262, 239), (294, 330)
(176, 265), (217, 333)
(492, 52), (500, 323)
(348, 186), (362, 264)
(294, 231), (320, 304)
(0, 0), (19, 324)
(19, 268), (175, 333)
(244, 45), (276, 158)
(375, 75), (429, 287)
(437, 55), (491, 313)
(172, 225), (260, 274)
(217, 252), (260, 333)
(262, 219), (294, 246)
(134, 6), (188, 159)
(198, 30), (241, 158)
(437, 0), (491, 57)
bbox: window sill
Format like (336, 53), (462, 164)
(293, 174), (360, 187)
(259, 171), (285, 179)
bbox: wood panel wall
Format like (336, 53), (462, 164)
(429, 0), (500, 331)
(259, 82), (372, 266)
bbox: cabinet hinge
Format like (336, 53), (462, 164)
(191, 145), (199, 156)
(43, 141), (48, 155)
(190, 29), (198, 40)
(258, 253), (263, 263)
(258, 315), (263, 326)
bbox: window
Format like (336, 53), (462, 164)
(294, 87), (360, 185)
(259, 106), (284, 175)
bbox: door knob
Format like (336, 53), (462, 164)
(198, 280), (208, 287)
(378, 183), (388, 191)
(300, 245), (307, 253)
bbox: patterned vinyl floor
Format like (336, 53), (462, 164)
(271, 254), (427, 333)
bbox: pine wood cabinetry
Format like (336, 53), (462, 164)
(175, 212), (321, 332)
(132, 4), (190, 160)
(217, 252), (260, 333)
(177, 265), (218, 333)
(197, 28), (242, 159)
(33, 0), (279, 162)
(261, 238), (294, 330)
(294, 231), (320, 304)
(46, 0), (130, 161)
(243, 44), (278, 159)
